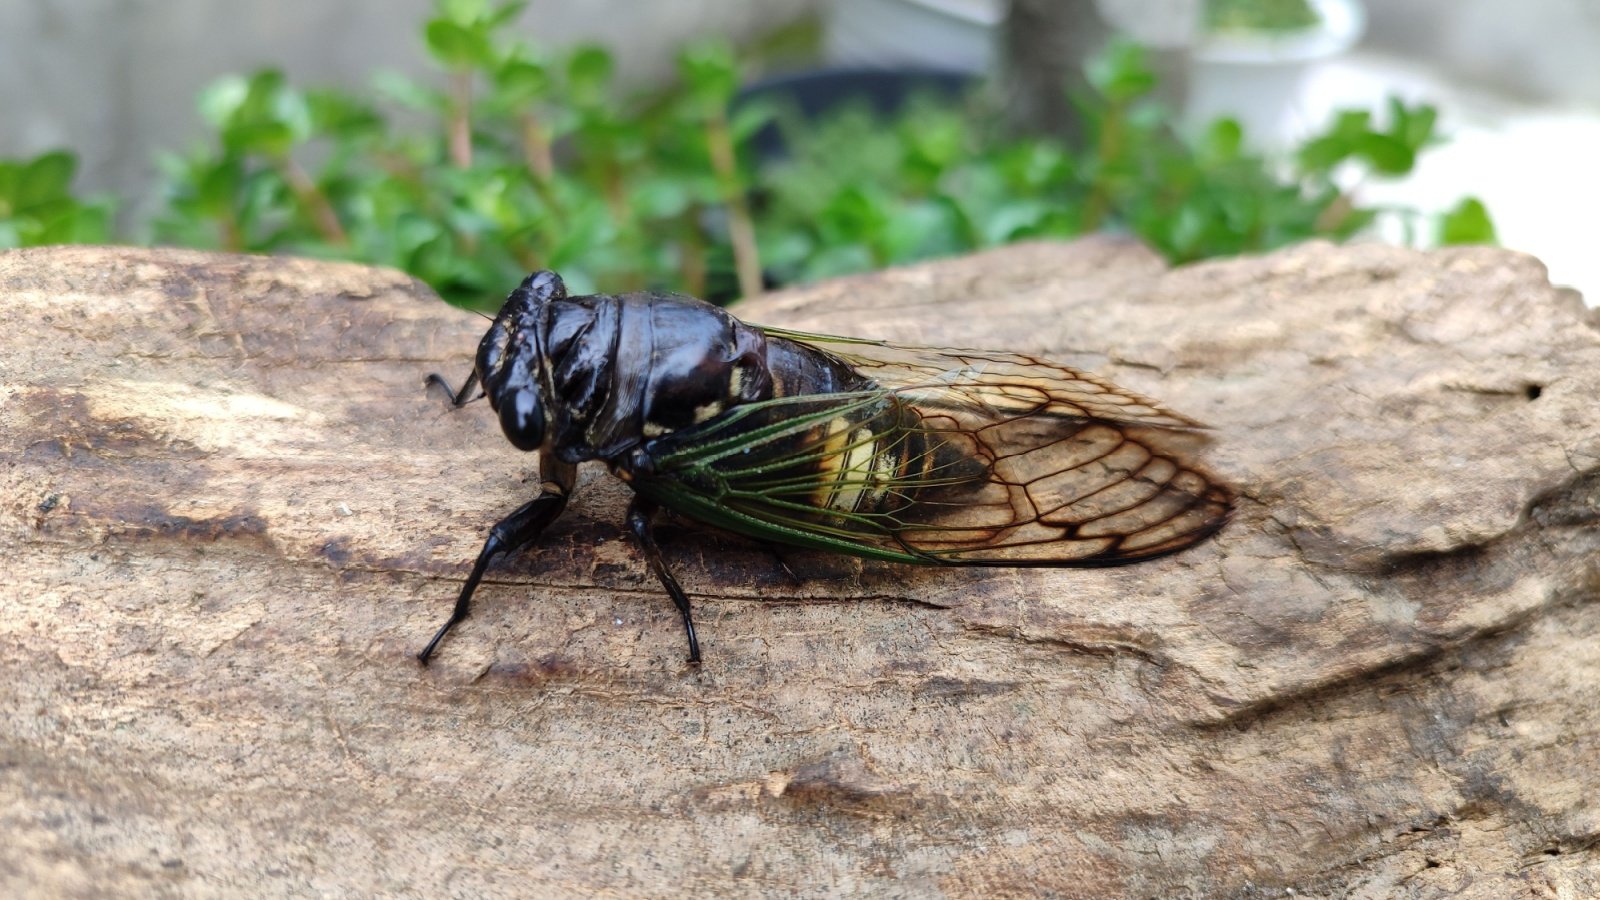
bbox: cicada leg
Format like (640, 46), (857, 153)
(418, 454), (577, 665)
(625, 495), (702, 665)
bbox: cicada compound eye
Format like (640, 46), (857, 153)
(497, 383), (546, 452)
(489, 345), (546, 452)
(476, 270), (567, 453)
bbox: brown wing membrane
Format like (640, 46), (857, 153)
(893, 400), (1230, 564)
(638, 328), (1232, 567)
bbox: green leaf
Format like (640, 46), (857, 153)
(1388, 97), (1438, 150)
(1086, 42), (1157, 104)
(729, 100), (777, 143)
(112, 16), (1495, 306)
(495, 57), (549, 101)
(565, 45), (614, 104)
(436, 0), (490, 24)
(1355, 133), (1416, 175)
(18, 151), (77, 210)
(487, 0), (526, 28)
(197, 159), (244, 216)
(678, 41), (738, 116)
(980, 200), (1052, 245)
(1326, 206), (1378, 240)
(0, 160), (20, 206)
(204, 70), (313, 156)
(756, 230), (813, 273)
(1437, 197), (1497, 245)
(1198, 118), (1243, 164)
(1296, 135), (1349, 172)
(1330, 109), (1372, 140)
(1207, 0), (1322, 32)
(632, 178), (694, 219)
(307, 89), (383, 138)
(801, 243), (876, 281)
(198, 75), (252, 128)
(425, 20), (486, 67)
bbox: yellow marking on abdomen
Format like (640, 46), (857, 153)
(812, 417), (893, 514)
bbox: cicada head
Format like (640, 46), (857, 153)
(477, 270), (566, 452)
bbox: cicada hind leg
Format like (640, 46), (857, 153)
(625, 495), (702, 665)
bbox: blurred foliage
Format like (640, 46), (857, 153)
(0, 151), (114, 248)
(1438, 197), (1497, 245)
(3, 0), (1496, 306)
(757, 44), (1486, 283)
(1206, 0), (1322, 34)
(148, 0), (752, 301)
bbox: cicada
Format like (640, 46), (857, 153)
(418, 271), (1231, 664)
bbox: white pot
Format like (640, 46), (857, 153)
(1186, 0), (1367, 146)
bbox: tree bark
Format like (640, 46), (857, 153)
(2, 241), (1597, 897)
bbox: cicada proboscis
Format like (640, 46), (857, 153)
(418, 271), (1232, 665)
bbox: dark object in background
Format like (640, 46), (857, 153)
(733, 66), (975, 163)
(704, 67), (974, 301)
(417, 270), (1233, 666)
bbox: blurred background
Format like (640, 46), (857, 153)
(3, 0), (1596, 305)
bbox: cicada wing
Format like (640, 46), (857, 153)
(631, 391), (940, 564)
(894, 400), (1232, 564)
(630, 374), (1232, 566)
(756, 325), (1208, 430)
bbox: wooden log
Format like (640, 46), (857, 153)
(2, 240), (1597, 897)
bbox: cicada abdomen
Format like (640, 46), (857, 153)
(637, 388), (977, 533)
(635, 366), (1228, 568)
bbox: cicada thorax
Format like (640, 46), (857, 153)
(517, 288), (780, 464)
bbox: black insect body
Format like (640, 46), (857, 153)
(418, 271), (1233, 665)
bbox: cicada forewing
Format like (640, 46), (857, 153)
(628, 329), (1233, 567)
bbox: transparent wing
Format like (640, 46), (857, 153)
(756, 325), (1207, 429)
(631, 330), (1232, 566)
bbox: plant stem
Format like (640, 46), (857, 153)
(520, 113), (555, 182)
(511, 242), (541, 273)
(519, 112), (565, 224)
(1081, 103), (1124, 231)
(281, 157), (348, 246)
(1082, 89), (1167, 235)
(221, 214), (243, 253)
(602, 161), (628, 221)
(449, 69), (473, 168)
(598, 159), (643, 290)
(1313, 173), (1364, 233)
(679, 205), (707, 298)
(704, 112), (761, 299)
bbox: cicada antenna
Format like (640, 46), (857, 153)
(424, 371), (485, 407)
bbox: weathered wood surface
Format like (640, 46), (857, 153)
(2, 241), (1597, 898)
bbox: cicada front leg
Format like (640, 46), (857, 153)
(418, 454), (578, 664)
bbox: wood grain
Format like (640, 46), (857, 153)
(2, 240), (1597, 897)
